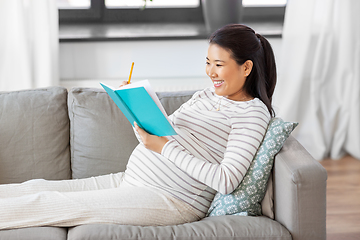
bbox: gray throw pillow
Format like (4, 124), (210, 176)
(68, 87), (139, 179)
(0, 87), (71, 184)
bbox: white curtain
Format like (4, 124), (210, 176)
(274, 0), (360, 160)
(0, 0), (59, 91)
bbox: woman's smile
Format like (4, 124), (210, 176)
(213, 80), (224, 87)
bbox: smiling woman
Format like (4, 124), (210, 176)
(0, 24), (278, 230)
(208, 24), (277, 117)
(206, 44), (254, 102)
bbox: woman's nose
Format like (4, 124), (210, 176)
(207, 67), (217, 78)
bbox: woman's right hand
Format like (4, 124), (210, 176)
(118, 81), (129, 88)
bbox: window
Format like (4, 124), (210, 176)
(243, 0), (287, 7)
(242, 0), (287, 21)
(57, 0), (286, 9)
(57, 0), (91, 9)
(105, 0), (199, 8)
(58, 0), (286, 23)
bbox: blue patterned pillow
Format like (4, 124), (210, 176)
(207, 118), (298, 217)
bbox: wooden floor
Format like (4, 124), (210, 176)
(320, 155), (360, 240)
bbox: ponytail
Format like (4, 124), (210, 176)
(255, 33), (277, 117)
(209, 24), (277, 117)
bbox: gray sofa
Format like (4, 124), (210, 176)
(0, 86), (327, 240)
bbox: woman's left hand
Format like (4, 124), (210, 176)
(134, 122), (169, 154)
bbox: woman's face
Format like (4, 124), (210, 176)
(206, 43), (252, 101)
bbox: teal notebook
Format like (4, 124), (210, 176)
(100, 80), (177, 137)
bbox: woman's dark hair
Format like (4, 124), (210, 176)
(209, 24), (277, 117)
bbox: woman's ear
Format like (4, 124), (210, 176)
(244, 60), (253, 76)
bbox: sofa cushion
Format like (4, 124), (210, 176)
(207, 118), (298, 218)
(0, 227), (67, 240)
(68, 88), (139, 179)
(0, 87), (71, 184)
(67, 216), (291, 240)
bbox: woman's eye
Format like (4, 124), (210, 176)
(216, 64), (223, 67)
(206, 62), (210, 65)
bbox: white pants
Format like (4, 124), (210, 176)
(0, 173), (199, 230)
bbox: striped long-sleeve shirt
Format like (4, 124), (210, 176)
(122, 87), (271, 218)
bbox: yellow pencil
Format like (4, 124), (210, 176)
(128, 62), (134, 84)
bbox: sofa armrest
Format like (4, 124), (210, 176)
(273, 135), (327, 240)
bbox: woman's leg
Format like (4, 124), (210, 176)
(0, 172), (124, 198)
(0, 184), (199, 230)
